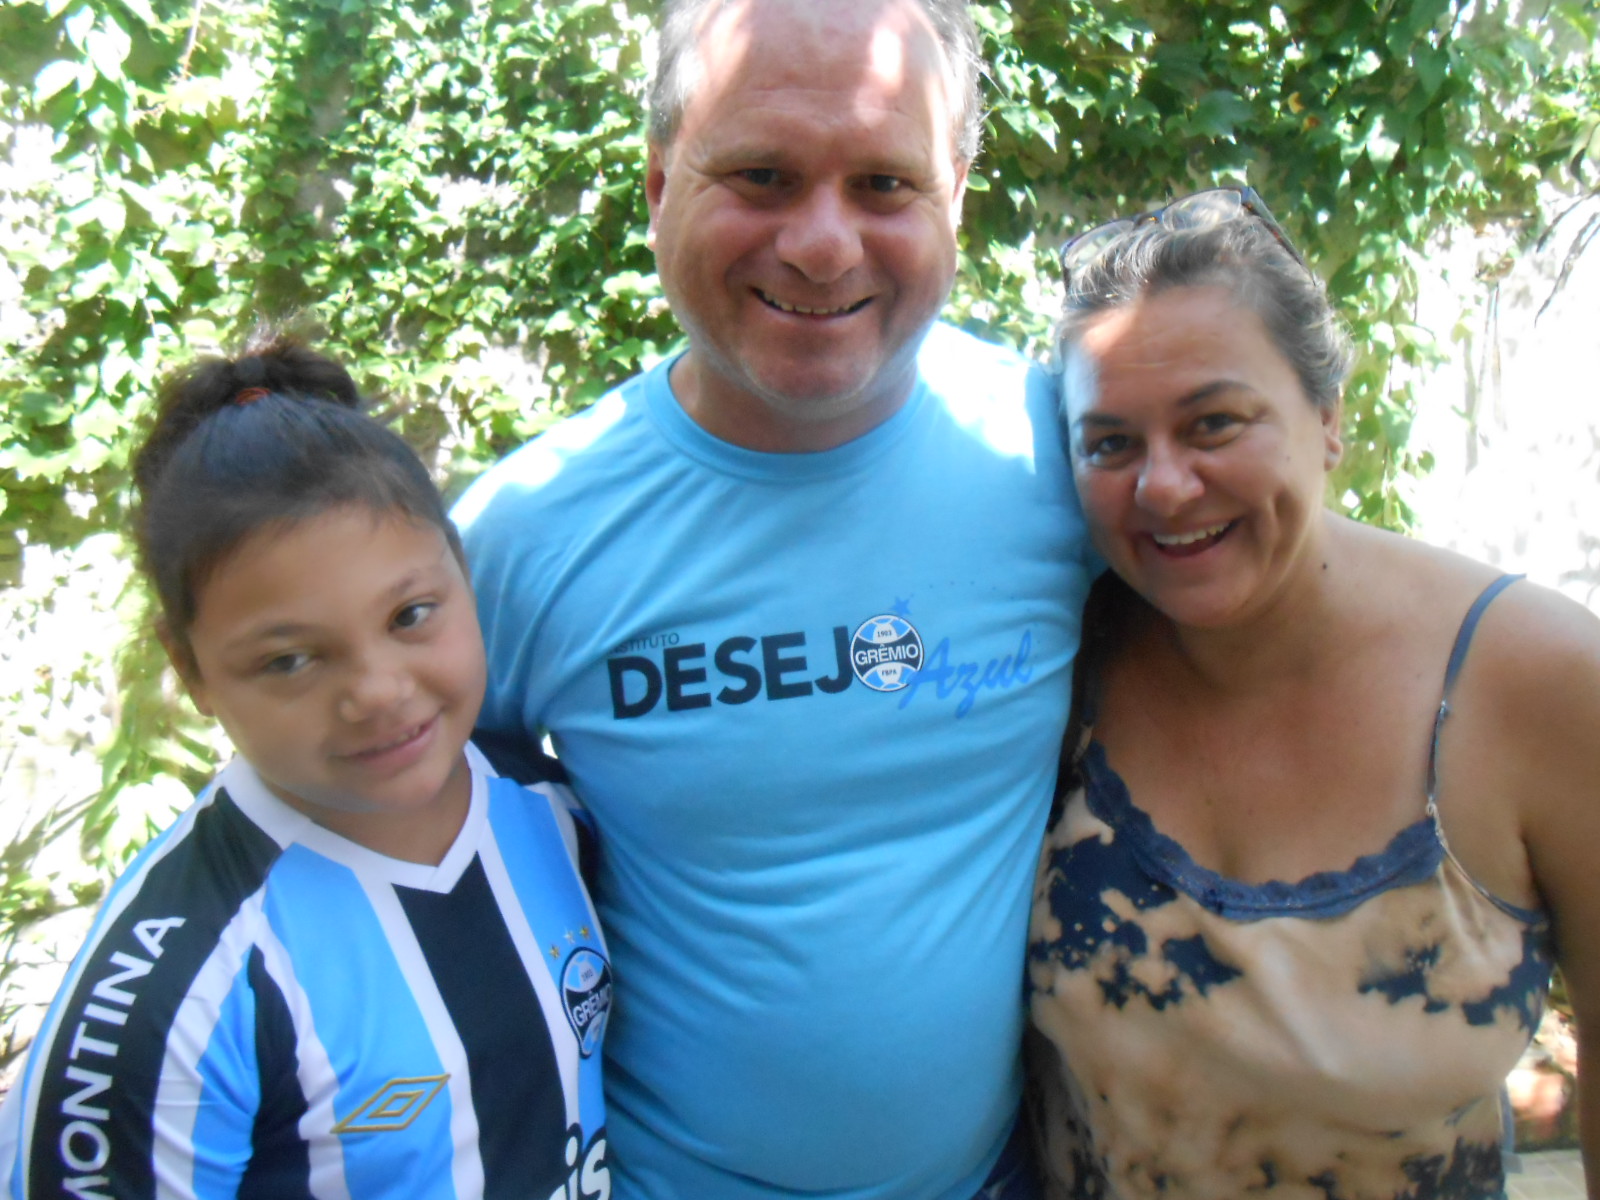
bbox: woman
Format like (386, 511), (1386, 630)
(1027, 188), (1598, 1200)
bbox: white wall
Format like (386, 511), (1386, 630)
(1408, 192), (1600, 611)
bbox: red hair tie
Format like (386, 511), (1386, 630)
(234, 387), (270, 406)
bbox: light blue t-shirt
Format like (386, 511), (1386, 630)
(455, 323), (1095, 1200)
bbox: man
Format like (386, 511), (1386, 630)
(454, 1), (1095, 1196)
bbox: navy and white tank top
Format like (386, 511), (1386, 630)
(1028, 575), (1552, 1200)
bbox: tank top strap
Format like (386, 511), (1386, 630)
(1425, 573), (1524, 809)
(1423, 574), (1549, 926)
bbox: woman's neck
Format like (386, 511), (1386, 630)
(1146, 513), (1362, 695)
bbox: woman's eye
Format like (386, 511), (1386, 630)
(1082, 433), (1132, 461)
(1193, 412), (1239, 438)
(393, 602), (437, 631)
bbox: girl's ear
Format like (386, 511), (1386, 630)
(157, 623), (213, 717)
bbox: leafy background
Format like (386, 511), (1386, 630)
(0, 0), (1596, 1071)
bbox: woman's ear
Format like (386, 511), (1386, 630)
(157, 623), (213, 717)
(1321, 397), (1344, 470)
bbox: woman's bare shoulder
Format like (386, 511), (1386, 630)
(1436, 570), (1600, 846)
(1335, 525), (1600, 732)
(1331, 521), (1515, 639)
(1338, 519), (1586, 623)
(1460, 574), (1600, 700)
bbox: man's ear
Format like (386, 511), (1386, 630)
(645, 142), (670, 250)
(948, 158), (970, 231)
(158, 624), (212, 717)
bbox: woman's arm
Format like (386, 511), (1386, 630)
(1500, 587), (1600, 1197)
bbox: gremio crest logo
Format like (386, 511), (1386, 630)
(849, 614), (924, 692)
(561, 948), (612, 1059)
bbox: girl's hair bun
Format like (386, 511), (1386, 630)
(132, 328), (365, 499)
(131, 326), (457, 669)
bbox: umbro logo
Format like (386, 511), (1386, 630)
(332, 1075), (449, 1133)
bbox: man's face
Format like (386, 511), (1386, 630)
(647, 0), (969, 453)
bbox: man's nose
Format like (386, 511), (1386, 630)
(1135, 443), (1204, 515)
(774, 186), (865, 284)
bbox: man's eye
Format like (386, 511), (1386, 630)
(865, 175), (906, 194)
(393, 602), (437, 631)
(735, 168), (779, 187)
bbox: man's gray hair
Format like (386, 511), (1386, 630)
(648, 0), (985, 162)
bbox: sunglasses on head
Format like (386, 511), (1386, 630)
(1058, 185), (1309, 286)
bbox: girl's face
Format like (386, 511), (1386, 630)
(180, 505), (487, 862)
(1063, 284), (1341, 631)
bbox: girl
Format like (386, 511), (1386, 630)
(0, 336), (612, 1199)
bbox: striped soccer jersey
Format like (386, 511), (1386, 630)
(0, 746), (610, 1200)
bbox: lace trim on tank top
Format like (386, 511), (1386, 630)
(1078, 573), (1546, 927)
(1079, 744), (1444, 921)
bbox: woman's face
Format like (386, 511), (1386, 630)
(1062, 284), (1342, 631)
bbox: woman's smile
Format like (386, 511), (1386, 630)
(1066, 284), (1341, 630)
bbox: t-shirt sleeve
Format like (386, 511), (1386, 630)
(0, 1081), (23, 1199)
(1030, 357), (1108, 582)
(453, 445), (566, 753)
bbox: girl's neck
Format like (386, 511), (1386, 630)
(267, 753), (474, 866)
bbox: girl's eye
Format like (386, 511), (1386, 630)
(261, 651), (312, 677)
(393, 601), (437, 631)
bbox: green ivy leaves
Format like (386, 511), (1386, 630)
(0, 0), (1596, 852)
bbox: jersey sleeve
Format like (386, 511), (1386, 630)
(469, 727), (569, 790)
(7, 787), (291, 1199)
(5, 929), (266, 1200)
(544, 781), (599, 888)
(467, 737), (598, 888)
